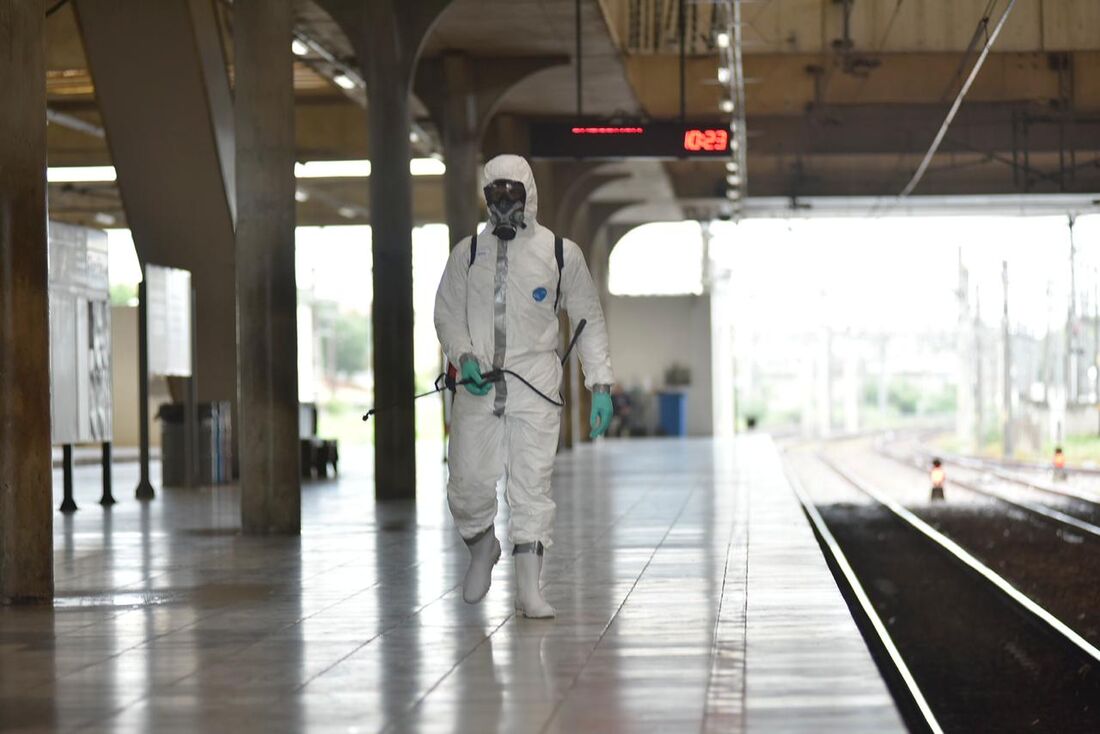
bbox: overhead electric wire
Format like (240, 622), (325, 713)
(45, 0), (71, 17)
(899, 0), (1019, 197)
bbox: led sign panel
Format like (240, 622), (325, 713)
(530, 122), (732, 159)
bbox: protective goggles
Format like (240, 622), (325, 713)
(483, 179), (526, 206)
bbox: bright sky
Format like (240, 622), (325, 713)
(611, 214), (1100, 336)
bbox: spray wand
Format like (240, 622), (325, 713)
(363, 319), (587, 421)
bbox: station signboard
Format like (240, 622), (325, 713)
(48, 222), (112, 445)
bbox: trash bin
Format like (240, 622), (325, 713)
(657, 391), (687, 437)
(157, 401), (233, 486)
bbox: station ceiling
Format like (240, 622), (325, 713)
(43, 0), (1100, 230)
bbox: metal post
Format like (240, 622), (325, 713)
(135, 276), (156, 500)
(1067, 214), (1078, 403)
(59, 444), (77, 513)
(99, 441), (116, 506)
(1094, 268), (1099, 436)
(1002, 261), (1013, 458)
(974, 285), (983, 452)
(678, 0), (686, 123)
(731, 335), (739, 434)
(185, 286), (199, 487)
(575, 0), (582, 117)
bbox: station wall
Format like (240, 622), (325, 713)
(605, 294), (714, 436)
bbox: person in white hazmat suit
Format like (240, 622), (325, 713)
(434, 154), (614, 619)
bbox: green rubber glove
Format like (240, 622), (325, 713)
(590, 391), (613, 438)
(460, 357), (492, 396)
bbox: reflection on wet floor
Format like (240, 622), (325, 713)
(2, 437), (900, 733)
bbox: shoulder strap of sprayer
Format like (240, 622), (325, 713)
(469, 233), (477, 268)
(553, 234), (564, 311)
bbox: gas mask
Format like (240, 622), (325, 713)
(484, 178), (527, 241)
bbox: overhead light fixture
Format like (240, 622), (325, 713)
(409, 130), (420, 144)
(725, 188), (741, 201)
(293, 158), (444, 179)
(409, 157), (446, 176)
(716, 30), (730, 49)
(719, 98), (735, 114)
(333, 73), (356, 90)
(295, 188), (310, 202)
(93, 212), (116, 226)
(291, 39), (309, 57)
(47, 165), (117, 183)
(725, 161), (739, 173)
(295, 159), (371, 178)
(717, 66), (731, 84)
(726, 174), (742, 187)
(337, 206), (357, 219)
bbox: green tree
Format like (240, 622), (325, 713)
(110, 283), (137, 306)
(333, 312), (369, 377)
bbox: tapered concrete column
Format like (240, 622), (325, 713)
(439, 55), (479, 246)
(76, 0), (239, 470)
(529, 162), (576, 450)
(416, 53), (566, 247)
(573, 201), (637, 444)
(551, 166), (627, 447)
(235, 0), (300, 534)
(0, 3), (53, 603)
(320, 0), (451, 500)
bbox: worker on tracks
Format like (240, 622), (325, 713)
(930, 458), (946, 501)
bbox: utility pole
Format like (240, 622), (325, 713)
(877, 335), (887, 419)
(1094, 268), (1099, 435)
(1067, 214), (1078, 404)
(956, 249), (971, 446)
(974, 284), (983, 453)
(1002, 261), (1013, 458)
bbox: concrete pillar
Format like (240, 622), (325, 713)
(573, 201), (636, 444)
(75, 0), (238, 468)
(320, 0), (451, 500)
(528, 162), (575, 450)
(0, 2), (53, 602)
(439, 54), (480, 246)
(554, 171), (626, 446)
(416, 53), (566, 248)
(235, 0), (300, 534)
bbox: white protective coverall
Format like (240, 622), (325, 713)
(434, 154), (614, 548)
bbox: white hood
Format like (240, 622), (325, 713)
(482, 154), (539, 227)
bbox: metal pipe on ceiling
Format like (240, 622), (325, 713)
(46, 108), (105, 139)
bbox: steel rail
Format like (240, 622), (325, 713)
(918, 449), (1100, 506)
(785, 461), (944, 734)
(819, 453), (1100, 666)
(878, 448), (1100, 540)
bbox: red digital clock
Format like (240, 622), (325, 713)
(682, 128), (729, 152)
(530, 121), (733, 159)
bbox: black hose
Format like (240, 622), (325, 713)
(362, 319), (588, 420)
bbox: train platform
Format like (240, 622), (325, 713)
(1, 435), (903, 733)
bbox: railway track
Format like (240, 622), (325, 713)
(786, 445), (1100, 733)
(903, 445), (1100, 515)
(877, 443), (1100, 540)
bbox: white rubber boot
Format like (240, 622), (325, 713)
(513, 542), (555, 619)
(462, 526), (501, 604)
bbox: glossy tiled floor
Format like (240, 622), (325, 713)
(1, 436), (902, 733)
